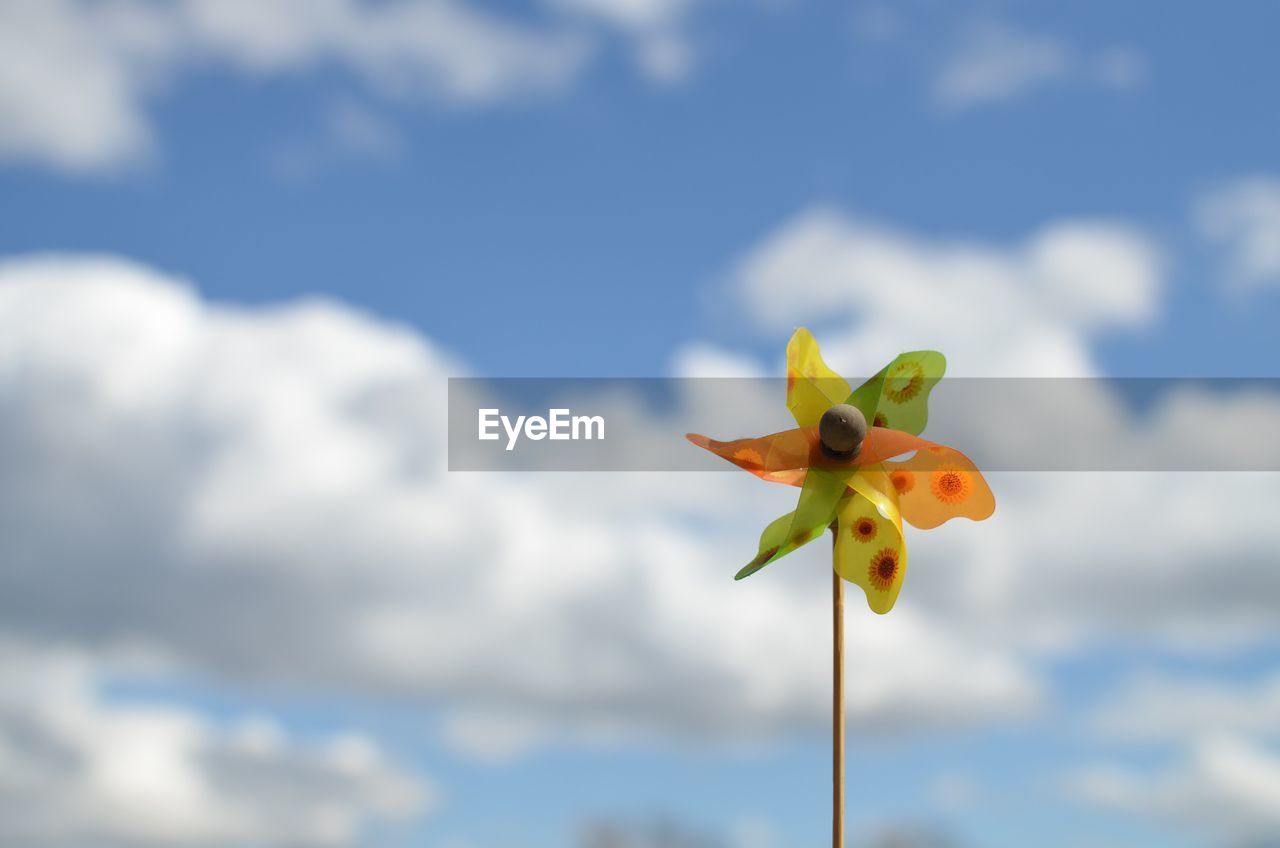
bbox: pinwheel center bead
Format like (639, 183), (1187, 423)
(818, 403), (867, 460)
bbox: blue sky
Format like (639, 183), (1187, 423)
(4, 1), (1279, 378)
(2, 2), (1280, 847)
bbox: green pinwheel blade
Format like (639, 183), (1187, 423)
(846, 366), (887, 424)
(847, 350), (946, 435)
(734, 468), (849, 579)
(734, 512), (795, 580)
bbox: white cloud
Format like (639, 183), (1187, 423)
(1196, 175), (1280, 290)
(223, 0), (589, 102)
(669, 343), (768, 379)
(0, 0), (160, 171)
(933, 22), (1146, 112)
(1091, 674), (1280, 744)
(550, 0), (700, 82)
(6, 216), (1280, 783)
(2, 208), (1280, 793)
(1076, 674), (1280, 845)
(0, 0), (590, 173)
(730, 206), (1162, 377)
(0, 0), (740, 173)
(438, 709), (551, 763)
(552, 0), (690, 31)
(0, 252), (1040, 765)
(1071, 735), (1280, 844)
(0, 642), (428, 847)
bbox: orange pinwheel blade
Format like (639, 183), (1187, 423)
(884, 444), (995, 529)
(857, 426), (930, 465)
(686, 428), (816, 484)
(686, 425), (927, 488)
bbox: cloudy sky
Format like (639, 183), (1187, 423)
(2, 1), (1280, 847)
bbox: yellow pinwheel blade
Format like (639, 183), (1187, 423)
(885, 445), (995, 529)
(786, 328), (852, 427)
(835, 471), (908, 614)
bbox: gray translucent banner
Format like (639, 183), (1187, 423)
(448, 377), (1280, 471)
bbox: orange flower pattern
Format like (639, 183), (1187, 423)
(850, 516), (878, 542)
(930, 465), (971, 505)
(884, 361), (925, 404)
(867, 548), (900, 592)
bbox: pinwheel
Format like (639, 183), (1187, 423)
(686, 328), (994, 847)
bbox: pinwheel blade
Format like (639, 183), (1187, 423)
(786, 328), (852, 427)
(735, 512), (798, 580)
(686, 428), (815, 484)
(884, 443), (995, 529)
(834, 480), (907, 615)
(855, 426), (930, 465)
(846, 366), (887, 424)
(734, 468), (849, 579)
(851, 351), (946, 435)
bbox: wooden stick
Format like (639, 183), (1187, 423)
(832, 535), (845, 848)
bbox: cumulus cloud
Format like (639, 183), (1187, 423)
(730, 206), (1162, 377)
(0, 0), (741, 173)
(4, 212), (1280, 782)
(1196, 175), (1280, 290)
(0, 253), (1040, 768)
(1070, 735), (1280, 845)
(2, 207), (1280, 788)
(0, 642), (428, 847)
(0, 0), (590, 173)
(932, 22), (1146, 112)
(1090, 674), (1280, 744)
(1075, 674), (1280, 843)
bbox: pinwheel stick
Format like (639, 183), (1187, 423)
(831, 528), (845, 848)
(818, 404), (864, 847)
